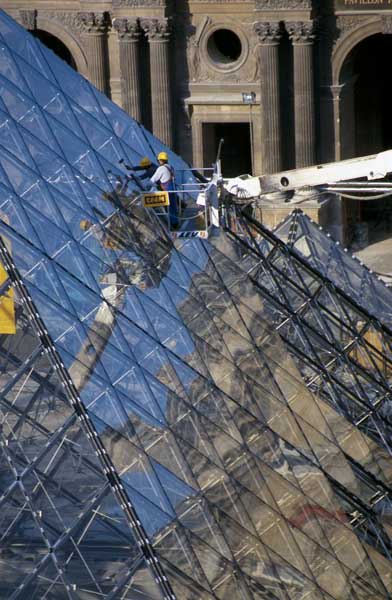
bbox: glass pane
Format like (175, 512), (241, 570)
(1, 10), (392, 598)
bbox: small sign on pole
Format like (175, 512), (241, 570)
(143, 191), (169, 208)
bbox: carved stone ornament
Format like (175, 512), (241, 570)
(255, 0), (311, 8)
(141, 18), (170, 41)
(286, 21), (316, 43)
(336, 15), (364, 36)
(195, 61), (258, 83)
(186, 24), (197, 41)
(76, 12), (108, 34)
(332, 15), (373, 48)
(39, 12), (84, 38)
(112, 0), (164, 5)
(186, 27), (200, 82)
(254, 22), (282, 44)
(19, 9), (37, 31)
(113, 18), (140, 40)
(196, 37), (259, 84)
(381, 15), (392, 35)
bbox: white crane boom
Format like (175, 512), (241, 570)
(224, 150), (392, 198)
(260, 150), (392, 194)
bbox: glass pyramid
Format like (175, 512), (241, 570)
(1, 10), (392, 599)
(273, 208), (392, 328)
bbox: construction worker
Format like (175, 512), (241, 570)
(119, 157), (157, 181)
(150, 151), (179, 228)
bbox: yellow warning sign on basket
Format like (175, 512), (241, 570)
(0, 261), (15, 334)
(142, 191), (169, 209)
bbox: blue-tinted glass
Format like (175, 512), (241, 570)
(43, 47), (102, 119)
(1, 9), (392, 599)
(0, 219), (42, 274)
(15, 103), (61, 156)
(0, 76), (36, 129)
(71, 99), (134, 167)
(0, 108), (35, 168)
(0, 15), (54, 82)
(0, 191), (43, 249)
(92, 88), (152, 156)
(0, 145), (39, 195)
(0, 44), (30, 93)
(55, 242), (102, 293)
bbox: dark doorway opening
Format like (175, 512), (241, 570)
(32, 30), (77, 70)
(354, 34), (392, 156)
(202, 123), (252, 177)
(341, 34), (392, 244)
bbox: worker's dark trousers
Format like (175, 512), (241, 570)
(161, 181), (179, 227)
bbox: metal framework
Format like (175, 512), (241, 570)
(224, 205), (392, 546)
(1, 9), (392, 599)
(228, 207), (392, 437)
(274, 208), (392, 326)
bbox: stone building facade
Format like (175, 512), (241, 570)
(2, 0), (392, 242)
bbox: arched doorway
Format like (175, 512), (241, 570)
(340, 34), (392, 243)
(351, 34), (392, 157)
(32, 29), (77, 70)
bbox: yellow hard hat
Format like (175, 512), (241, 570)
(157, 151), (169, 161)
(140, 157), (152, 168)
(80, 219), (92, 231)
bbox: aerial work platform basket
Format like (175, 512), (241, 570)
(141, 167), (221, 239)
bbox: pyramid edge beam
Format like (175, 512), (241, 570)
(0, 233), (176, 600)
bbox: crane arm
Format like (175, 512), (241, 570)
(223, 150), (392, 199)
(259, 150), (392, 194)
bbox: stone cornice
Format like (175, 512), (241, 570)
(112, 0), (165, 6)
(256, 0), (311, 8)
(254, 22), (282, 44)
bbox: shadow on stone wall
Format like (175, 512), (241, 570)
(170, 0), (193, 161)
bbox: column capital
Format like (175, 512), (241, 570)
(329, 84), (343, 100)
(113, 18), (141, 41)
(76, 12), (108, 34)
(254, 22), (282, 45)
(286, 21), (316, 44)
(19, 9), (37, 31)
(141, 18), (170, 42)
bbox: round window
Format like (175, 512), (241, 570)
(207, 29), (243, 66)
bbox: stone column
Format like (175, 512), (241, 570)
(254, 22), (282, 174)
(287, 21), (316, 168)
(327, 82), (354, 244)
(141, 18), (173, 148)
(77, 12), (109, 95)
(113, 18), (142, 121)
